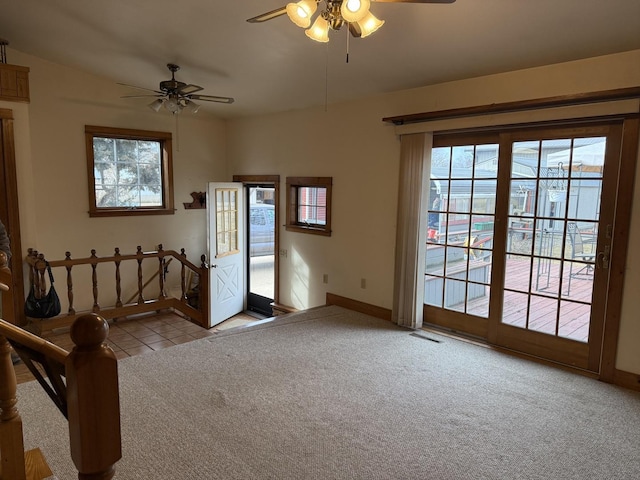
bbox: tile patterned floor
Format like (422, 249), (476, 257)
(13, 311), (262, 385)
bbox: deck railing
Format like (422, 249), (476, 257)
(25, 245), (209, 334)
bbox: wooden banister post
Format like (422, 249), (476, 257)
(0, 334), (27, 480)
(66, 314), (121, 480)
(0, 253), (27, 480)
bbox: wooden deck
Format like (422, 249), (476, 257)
(504, 255), (593, 342)
(437, 256), (594, 343)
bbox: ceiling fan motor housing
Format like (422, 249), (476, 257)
(159, 79), (187, 93)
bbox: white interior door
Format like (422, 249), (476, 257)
(207, 182), (245, 328)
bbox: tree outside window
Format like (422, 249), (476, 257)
(85, 126), (174, 217)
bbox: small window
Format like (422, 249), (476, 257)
(85, 125), (175, 217)
(286, 177), (332, 236)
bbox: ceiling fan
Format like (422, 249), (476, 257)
(119, 63), (234, 114)
(247, 0), (456, 42)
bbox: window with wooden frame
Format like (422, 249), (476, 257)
(286, 177), (332, 236)
(85, 125), (174, 217)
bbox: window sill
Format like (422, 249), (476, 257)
(89, 208), (176, 218)
(285, 224), (331, 236)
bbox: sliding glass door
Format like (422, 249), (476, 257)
(424, 122), (623, 371)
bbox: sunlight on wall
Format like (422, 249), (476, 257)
(291, 248), (310, 308)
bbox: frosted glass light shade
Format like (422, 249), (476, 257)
(164, 97), (181, 113)
(305, 15), (330, 42)
(183, 100), (200, 113)
(286, 0), (318, 28)
(341, 0), (370, 23)
(356, 12), (384, 38)
(148, 99), (164, 112)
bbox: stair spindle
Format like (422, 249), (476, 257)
(114, 248), (122, 308)
(65, 251), (76, 314)
(90, 249), (100, 312)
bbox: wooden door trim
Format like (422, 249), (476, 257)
(383, 86), (640, 126)
(423, 305), (489, 339)
(496, 323), (589, 369)
(586, 123), (623, 371)
(0, 108), (26, 325)
(600, 117), (640, 381)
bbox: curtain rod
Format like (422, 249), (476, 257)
(382, 86), (640, 126)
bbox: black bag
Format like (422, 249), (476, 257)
(24, 261), (61, 318)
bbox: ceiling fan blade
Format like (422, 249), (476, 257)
(190, 94), (235, 104)
(121, 94), (163, 99)
(178, 84), (204, 95)
(247, 6), (287, 23)
(117, 82), (163, 94)
(371, 0), (456, 3)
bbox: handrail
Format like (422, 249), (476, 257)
(25, 244), (209, 334)
(0, 314), (122, 479)
(3, 252), (122, 479)
(0, 319), (67, 364)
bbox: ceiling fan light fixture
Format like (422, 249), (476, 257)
(340, 0), (370, 23)
(355, 11), (384, 38)
(183, 100), (201, 113)
(148, 99), (164, 112)
(286, 0), (318, 28)
(305, 15), (330, 42)
(164, 96), (181, 114)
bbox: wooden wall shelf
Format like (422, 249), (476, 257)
(183, 192), (206, 209)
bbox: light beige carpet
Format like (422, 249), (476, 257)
(18, 305), (640, 479)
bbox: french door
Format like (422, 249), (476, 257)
(424, 122), (623, 371)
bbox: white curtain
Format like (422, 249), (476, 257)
(392, 133), (432, 328)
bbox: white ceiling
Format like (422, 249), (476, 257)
(1, 0), (639, 119)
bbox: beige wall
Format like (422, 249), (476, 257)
(1, 49), (227, 308)
(227, 50), (640, 374)
(3, 47), (640, 375)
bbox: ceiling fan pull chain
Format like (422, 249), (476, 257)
(325, 42), (330, 112)
(346, 24), (350, 63)
(175, 113), (180, 152)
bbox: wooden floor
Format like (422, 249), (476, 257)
(13, 311), (263, 385)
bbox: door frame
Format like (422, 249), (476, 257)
(425, 115), (639, 380)
(233, 175), (280, 309)
(0, 108), (26, 326)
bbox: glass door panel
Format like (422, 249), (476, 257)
(426, 123), (622, 372)
(424, 143), (498, 319)
(501, 137), (605, 344)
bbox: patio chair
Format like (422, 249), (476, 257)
(566, 222), (595, 295)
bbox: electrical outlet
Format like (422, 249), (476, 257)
(323, 274), (329, 284)
(361, 278), (366, 289)
(279, 249), (287, 258)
